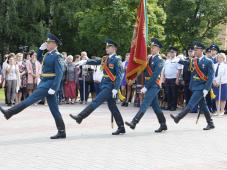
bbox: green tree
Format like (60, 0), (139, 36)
(0, 0), (47, 56)
(75, 0), (166, 56)
(162, 0), (227, 50)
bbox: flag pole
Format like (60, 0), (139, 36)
(144, 0), (148, 44)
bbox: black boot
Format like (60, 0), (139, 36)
(69, 105), (94, 124)
(154, 112), (167, 133)
(125, 111), (145, 130)
(51, 117), (66, 139)
(203, 124), (215, 130)
(155, 124), (167, 133)
(0, 106), (11, 119)
(170, 107), (190, 124)
(0, 102), (26, 120)
(50, 130), (66, 139)
(203, 112), (215, 130)
(112, 126), (126, 135)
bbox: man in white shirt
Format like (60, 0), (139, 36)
(162, 47), (183, 111)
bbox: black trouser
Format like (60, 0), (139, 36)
(79, 79), (89, 102)
(184, 83), (191, 105)
(166, 78), (178, 109)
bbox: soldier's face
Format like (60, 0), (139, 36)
(150, 46), (159, 55)
(206, 52), (211, 57)
(194, 48), (203, 57)
(47, 41), (57, 51)
(188, 50), (194, 57)
(106, 46), (116, 55)
(211, 49), (217, 56)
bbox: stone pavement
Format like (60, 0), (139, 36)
(0, 103), (227, 170)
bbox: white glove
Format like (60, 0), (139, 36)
(76, 60), (87, 66)
(112, 89), (118, 98)
(48, 88), (55, 95)
(39, 42), (47, 50)
(203, 89), (208, 97)
(140, 87), (147, 94)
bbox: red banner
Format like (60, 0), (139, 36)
(126, 0), (147, 83)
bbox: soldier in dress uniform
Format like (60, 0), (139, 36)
(206, 44), (220, 113)
(210, 44), (219, 64)
(183, 46), (198, 113)
(183, 46), (194, 105)
(205, 47), (211, 58)
(0, 33), (66, 139)
(125, 38), (167, 133)
(70, 39), (126, 135)
(170, 42), (215, 130)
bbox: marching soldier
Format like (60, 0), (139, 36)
(125, 38), (167, 133)
(170, 42), (215, 130)
(70, 39), (126, 135)
(0, 33), (66, 139)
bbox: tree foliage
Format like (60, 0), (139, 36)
(0, 0), (226, 57)
(161, 0), (227, 49)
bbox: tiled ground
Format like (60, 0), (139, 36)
(0, 103), (226, 170)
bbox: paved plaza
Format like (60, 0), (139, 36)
(0, 103), (227, 170)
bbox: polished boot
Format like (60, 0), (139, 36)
(50, 130), (66, 139)
(203, 112), (215, 130)
(0, 102), (26, 120)
(125, 111), (145, 130)
(170, 107), (190, 124)
(155, 124), (167, 133)
(112, 126), (126, 135)
(154, 112), (167, 133)
(51, 117), (66, 139)
(69, 105), (94, 124)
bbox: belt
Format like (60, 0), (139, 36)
(40, 73), (56, 77)
(103, 75), (110, 78)
(145, 77), (150, 80)
(193, 76), (201, 80)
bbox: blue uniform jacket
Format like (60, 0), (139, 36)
(144, 54), (164, 89)
(179, 56), (214, 91)
(37, 49), (64, 91)
(86, 55), (123, 90)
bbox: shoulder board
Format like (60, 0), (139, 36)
(115, 55), (122, 60)
(56, 52), (63, 58)
(157, 55), (162, 59)
(205, 57), (212, 62)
